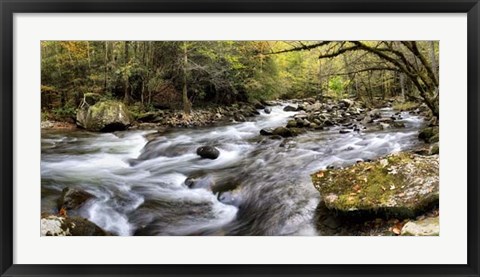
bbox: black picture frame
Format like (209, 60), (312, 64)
(1, 0), (479, 276)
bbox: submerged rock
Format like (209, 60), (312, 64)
(217, 191), (241, 206)
(185, 174), (215, 189)
(311, 152), (439, 218)
(76, 101), (132, 132)
(196, 146), (220, 159)
(41, 215), (108, 236)
(401, 216), (439, 236)
(264, 107), (272, 114)
(57, 187), (94, 211)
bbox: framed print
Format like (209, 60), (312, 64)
(1, 0), (479, 276)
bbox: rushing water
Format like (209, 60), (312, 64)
(41, 105), (424, 236)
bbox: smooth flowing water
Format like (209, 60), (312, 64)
(41, 105), (424, 236)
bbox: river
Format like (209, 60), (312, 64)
(41, 104), (424, 236)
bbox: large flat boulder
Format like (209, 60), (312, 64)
(311, 152), (439, 218)
(76, 101), (132, 132)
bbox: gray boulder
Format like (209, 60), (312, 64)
(76, 101), (132, 132)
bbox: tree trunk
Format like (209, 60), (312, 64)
(124, 41), (131, 104)
(182, 41), (192, 115)
(104, 41), (108, 93)
(399, 73), (406, 103)
(86, 41), (91, 69)
(429, 41), (439, 118)
(429, 41), (438, 79)
(343, 55), (352, 97)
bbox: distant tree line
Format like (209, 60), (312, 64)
(41, 41), (438, 119)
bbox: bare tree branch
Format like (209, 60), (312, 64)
(266, 41), (332, 55)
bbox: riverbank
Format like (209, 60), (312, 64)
(42, 98), (430, 132)
(41, 101), (264, 131)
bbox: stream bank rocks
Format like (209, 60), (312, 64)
(76, 100), (132, 132)
(41, 214), (109, 236)
(261, 98), (410, 139)
(133, 102), (259, 129)
(312, 152), (439, 218)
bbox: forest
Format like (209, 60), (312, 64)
(41, 41), (440, 237)
(41, 41), (438, 122)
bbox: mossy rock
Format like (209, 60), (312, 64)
(76, 101), (132, 132)
(83, 93), (102, 105)
(311, 152), (439, 218)
(418, 126), (439, 143)
(272, 127), (303, 137)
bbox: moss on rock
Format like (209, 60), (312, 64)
(76, 101), (132, 132)
(311, 152), (439, 218)
(418, 126), (439, 143)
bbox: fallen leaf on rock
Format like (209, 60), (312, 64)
(58, 207), (67, 217)
(316, 172), (324, 178)
(389, 221), (405, 235)
(392, 227), (401, 235)
(394, 222), (404, 230)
